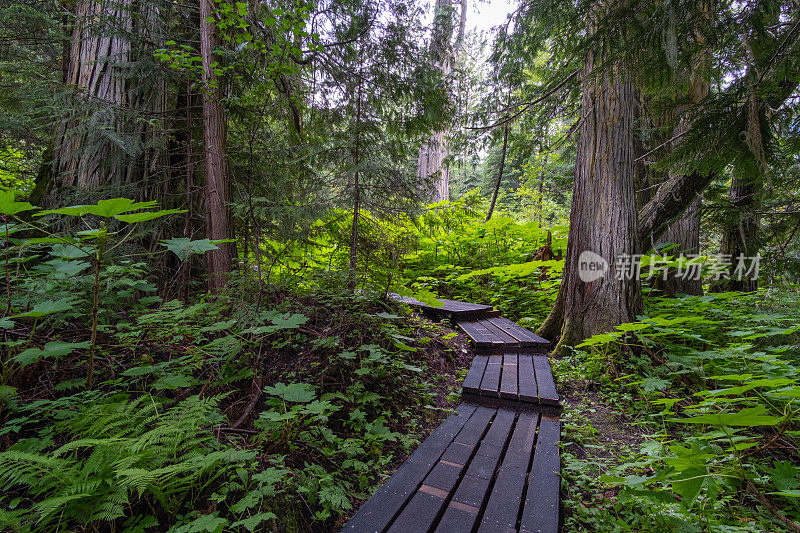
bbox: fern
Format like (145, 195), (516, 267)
(0, 394), (251, 531)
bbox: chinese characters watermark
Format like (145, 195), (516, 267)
(576, 251), (760, 283)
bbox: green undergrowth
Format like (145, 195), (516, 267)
(0, 197), (463, 532)
(400, 194), (566, 325)
(557, 289), (800, 532)
(255, 192), (568, 326)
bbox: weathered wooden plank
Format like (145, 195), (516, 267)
(389, 293), (493, 320)
(479, 356), (502, 397)
(499, 354), (519, 399)
(519, 417), (561, 533)
(517, 354), (538, 403)
(386, 490), (447, 533)
(462, 355), (488, 394)
(425, 461), (463, 493)
(457, 321), (505, 351)
(477, 412), (540, 533)
(533, 355), (559, 405)
(478, 319), (520, 346)
(488, 317), (550, 349)
(449, 474), (492, 508)
(435, 504), (481, 533)
(453, 406), (495, 448)
(440, 442), (473, 467)
(466, 447), (503, 480)
(342, 404), (476, 532)
(480, 407), (516, 448)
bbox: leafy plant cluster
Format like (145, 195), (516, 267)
(401, 194), (567, 323)
(0, 197), (454, 532)
(558, 290), (800, 531)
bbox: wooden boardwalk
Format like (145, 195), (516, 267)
(389, 293), (499, 321)
(462, 354), (560, 408)
(457, 317), (549, 354)
(343, 405), (561, 533)
(347, 296), (563, 532)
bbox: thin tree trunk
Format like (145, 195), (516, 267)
(180, 79), (195, 302)
(201, 0), (235, 292)
(485, 122), (509, 222)
(712, 172), (761, 292)
(536, 153), (548, 227)
(349, 39), (364, 289)
(417, 0), (467, 202)
(538, 2), (642, 351)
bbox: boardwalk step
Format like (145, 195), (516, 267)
(388, 293), (494, 320)
(343, 404), (561, 533)
(462, 354), (560, 408)
(457, 318), (549, 354)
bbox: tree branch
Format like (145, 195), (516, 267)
(465, 69), (580, 131)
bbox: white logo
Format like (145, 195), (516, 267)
(578, 250), (608, 282)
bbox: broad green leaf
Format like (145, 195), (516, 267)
(152, 373), (196, 390)
(651, 397), (680, 413)
(37, 198), (157, 218)
(769, 490), (800, 498)
(270, 313), (309, 329)
(705, 378), (795, 397)
(75, 228), (107, 239)
(640, 377), (670, 392)
(620, 487), (679, 504)
(13, 340), (90, 366)
(35, 259), (91, 277)
(50, 244), (90, 258)
(672, 406), (781, 427)
(263, 382), (316, 403)
(671, 466), (707, 507)
(775, 386), (800, 398)
(577, 332), (620, 347)
(709, 374), (754, 382)
(303, 400), (337, 415)
(179, 512), (228, 533)
(769, 461), (800, 491)
(11, 297), (79, 318)
(115, 209), (186, 223)
(666, 441), (714, 470)
(373, 312), (402, 319)
(616, 322), (651, 333)
(15, 236), (77, 245)
(0, 191), (36, 215)
(259, 410), (296, 422)
(161, 238), (220, 261)
(231, 513), (277, 532)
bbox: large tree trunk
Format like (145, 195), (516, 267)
(45, 0), (170, 194)
(538, 12), (642, 351)
(711, 171), (762, 292)
(418, 132), (449, 202)
(53, 0), (132, 188)
(200, 0), (235, 292)
(660, 196), (702, 295)
(655, 64), (709, 296)
(416, 0), (466, 202)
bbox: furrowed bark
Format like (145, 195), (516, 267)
(201, 0), (235, 292)
(538, 0), (642, 353)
